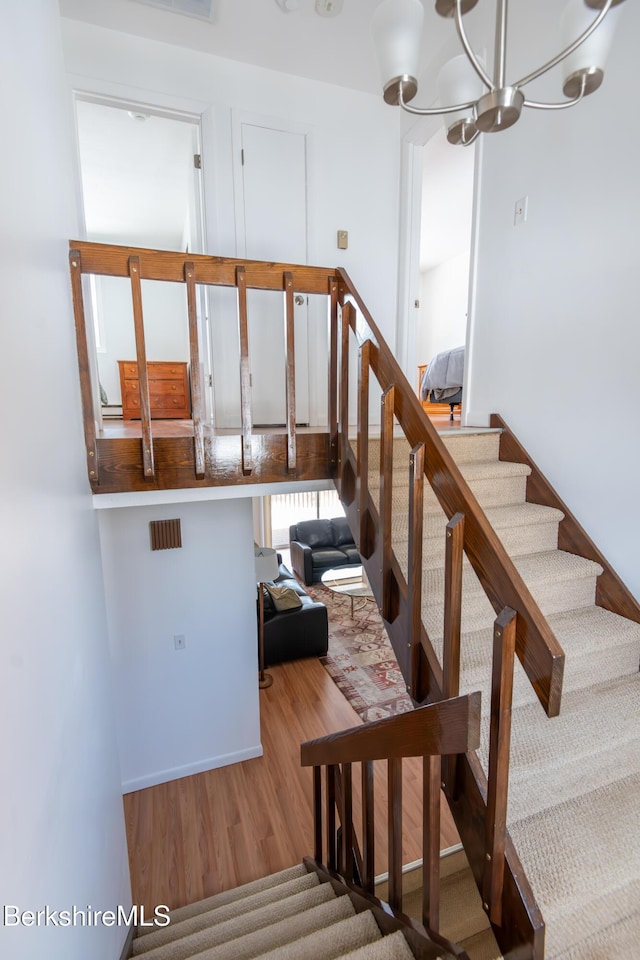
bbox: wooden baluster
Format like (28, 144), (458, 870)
(340, 762), (354, 883)
(442, 512), (465, 798)
(423, 753), (441, 933)
(128, 255), (154, 481)
(184, 262), (205, 479)
(484, 606), (517, 926)
(236, 266), (252, 475)
(388, 756), (403, 912)
(313, 765), (322, 863)
(340, 302), (354, 479)
(69, 251), (99, 488)
(283, 272), (296, 474)
(357, 340), (371, 554)
(380, 386), (395, 622)
(327, 764), (337, 871)
(408, 443), (426, 700)
(361, 760), (375, 893)
(328, 278), (339, 468)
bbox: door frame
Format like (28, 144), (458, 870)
(71, 88), (214, 424)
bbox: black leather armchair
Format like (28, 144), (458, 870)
(289, 517), (360, 585)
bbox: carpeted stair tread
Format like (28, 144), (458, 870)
(446, 605), (640, 712)
(333, 929), (416, 960)
(370, 457), (531, 491)
(163, 864), (307, 929)
(255, 910), (381, 960)
(130, 883), (335, 960)
(479, 673), (640, 822)
(132, 872), (320, 953)
(554, 906), (640, 960)
(509, 773), (640, 958)
(189, 896), (357, 960)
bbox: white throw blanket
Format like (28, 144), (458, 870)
(420, 345), (464, 402)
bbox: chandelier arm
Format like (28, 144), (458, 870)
(461, 126), (481, 147)
(398, 82), (478, 117)
(514, 0), (613, 90)
(454, 0), (494, 91)
(524, 74), (586, 110)
(494, 0), (508, 89)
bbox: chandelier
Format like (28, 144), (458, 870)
(371, 0), (626, 145)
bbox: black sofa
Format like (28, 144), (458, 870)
(262, 562), (328, 666)
(289, 517), (360, 586)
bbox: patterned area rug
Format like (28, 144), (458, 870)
(307, 583), (413, 722)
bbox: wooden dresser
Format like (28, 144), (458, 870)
(118, 361), (190, 420)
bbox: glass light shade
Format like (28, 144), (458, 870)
(437, 54), (485, 138)
(561, 0), (622, 95)
(254, 546), (279, 583)
(371, 0), (424, 95)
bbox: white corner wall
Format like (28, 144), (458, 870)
(0, 5), (130, 960)
(98, 499), (261, 792)
(466, 3), (640, 600)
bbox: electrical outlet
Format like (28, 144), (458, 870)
(174, 634), (186, 650)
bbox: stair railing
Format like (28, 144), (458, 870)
(332, 272), (554, 955)
(301, 693), (481, 957)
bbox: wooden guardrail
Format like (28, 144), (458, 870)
(301, 695), (481, 943)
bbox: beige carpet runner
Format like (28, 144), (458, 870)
(130, 864), (420, 960)
(367, 429), (640, 960)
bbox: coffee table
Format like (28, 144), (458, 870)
(320, 565), (375, 619)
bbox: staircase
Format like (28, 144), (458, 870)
(129, 863), (445, 960)
(369, 428), (640, 959)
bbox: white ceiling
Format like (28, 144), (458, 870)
(59, 0), (450, 96)
(76, 99), (196, 247)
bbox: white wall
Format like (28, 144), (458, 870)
(418, 252), (470, 364)
(0, 5), (130, 959)
(466, 3), (640, 600)
(61, 19), (402, 427)
(98, 499), (261, 792)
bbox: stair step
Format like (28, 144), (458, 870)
(368, 431), (501, 466)
(509, 773), (640, 959)
(130, 883), (335, 960)
(370, 459), (531, 509)
(392, 502), (563, 573)
(482, 673), (640, 822)
(333, 929), (415, 960)
(256, 910), (381, 960)
(445, 606), (640, 715)
(186, 896), (356, 960)
(164, 864), (307, 929)
(132, 873), (319, 954)
(421, 551), (603, 639)
(555, 906), (640, 960)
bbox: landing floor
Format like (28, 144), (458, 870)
(124, 656), (460, 913)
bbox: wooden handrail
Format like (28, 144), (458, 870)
(337, 268), (565, 719)
(301, 694), (480, 767)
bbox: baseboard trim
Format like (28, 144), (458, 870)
(118, 923), (135, 960)
(121, 744), (264, 794)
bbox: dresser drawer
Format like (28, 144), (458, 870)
(118, 360), (190, 420)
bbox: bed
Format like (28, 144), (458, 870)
(418, 345), (464, 421)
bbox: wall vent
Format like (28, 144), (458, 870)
(131, 0), (217, 23)
(150, 519), (182, 551)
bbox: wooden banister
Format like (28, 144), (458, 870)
(408, 443), (426, 701)
(301, 694), (480, 767)
(283, 271), (296, 474)
(128, 256), (154, 481)
(69, 250), (99, 489)
(184, 261), (205, 479)
(236, 266), (252, 476)
(337, 269), (564, 720)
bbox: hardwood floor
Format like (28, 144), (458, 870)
(124, 657), (460, 912)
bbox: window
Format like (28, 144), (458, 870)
(269, 490), (344, 548)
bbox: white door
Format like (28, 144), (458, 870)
(238, 120), (310, 425)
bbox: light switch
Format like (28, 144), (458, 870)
(337, 230), (348, 250)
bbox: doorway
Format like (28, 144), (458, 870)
(74, 96), (210, 422)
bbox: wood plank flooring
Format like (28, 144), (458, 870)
(124, 657), (460, 912)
